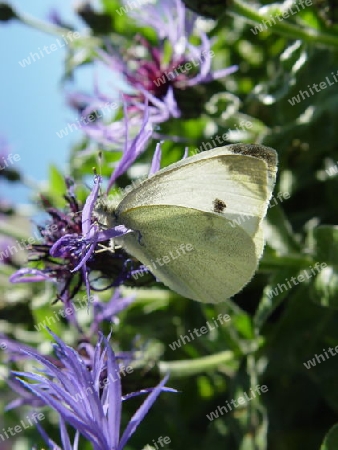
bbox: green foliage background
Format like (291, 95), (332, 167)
(1, 1), (338, 449)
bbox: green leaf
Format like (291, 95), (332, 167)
(47, 164), (67, 206)
(31, 287), (64, 338)
(309, 226), (338, 266)
(311, 265), (338, 308)
(265, 204), (300, 254)
(254, 267), (296, 330)
(320, 424), (338, 450)
(231, 313), (255, 340)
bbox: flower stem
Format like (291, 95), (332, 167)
(260, 254), (314, 270)
(15, 10), (71, 38)
(14, 8), (100, 50)
(230, 0), (338, 49)
(159, 351), (236, 378)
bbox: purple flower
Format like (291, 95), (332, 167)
(10, 179), (86, 302)
(5, 377), (46, 411)
(48, 175), (132, 298)
(0, 335), (64, 410)
(47, 7), (65, 27)
(65, 88), (128, 149)
(69, 0), (237, 134)
(94, 0), (237, 119)
(90, 289), (136, 335)
(12, 330), (175, 450)
(65, 95), (155, 183)
(105, 101), (153, 191)
(9, 107), (164, 302)
(1, 301), (137, 410)
(10, 174), (154, 303)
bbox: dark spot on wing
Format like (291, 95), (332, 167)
(213, 198), (226, 213)
(226, 143), (277, 173)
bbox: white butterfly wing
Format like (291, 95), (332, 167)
(112, 144), (277, 302)
(117, 144), (277, 238)
(117, 206), (258, 303)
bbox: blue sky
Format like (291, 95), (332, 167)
(0, 0), (101, 203)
